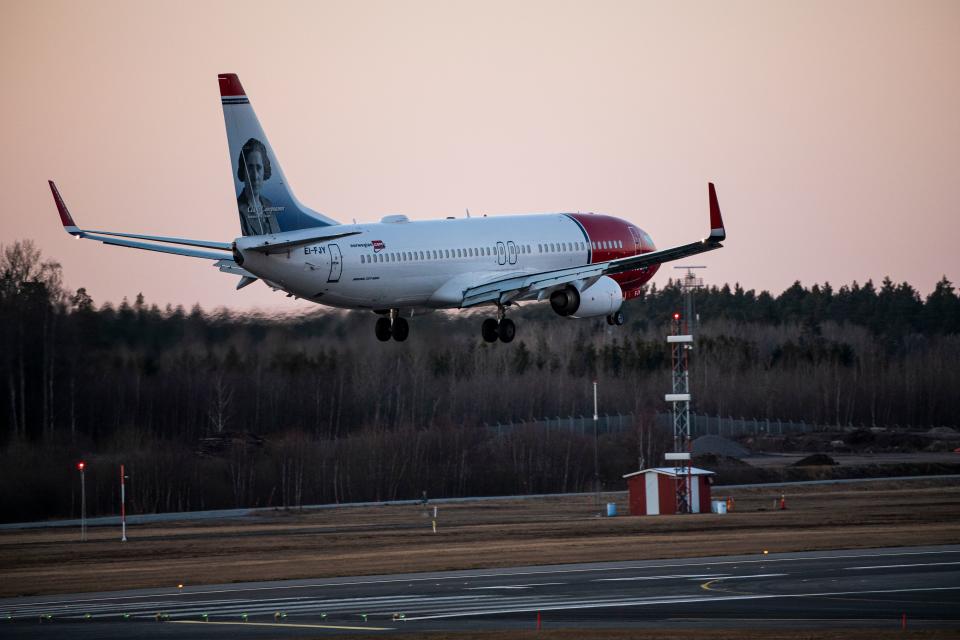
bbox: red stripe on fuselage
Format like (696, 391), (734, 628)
(566, 213), (659, 300)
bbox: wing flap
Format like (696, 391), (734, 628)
(84, 233), (230, 260)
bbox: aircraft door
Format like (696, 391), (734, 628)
(507, 241), (518, 265)
(327, 244), (342, 283)
(496, 241), (506, 265)
(629, 226), (643, 253)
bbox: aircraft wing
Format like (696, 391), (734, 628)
(461, 183), (727, 308)
(49, 181), (235, 259)
(49, 180), (262, 288)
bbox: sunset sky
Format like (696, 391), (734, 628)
(3, 0), (958, 313)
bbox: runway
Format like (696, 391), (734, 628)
(2, 545), (958, 637)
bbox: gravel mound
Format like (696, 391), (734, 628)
(692, 435), (750, 458)
(792, 453), (838, 466)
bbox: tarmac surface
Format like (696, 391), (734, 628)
(1, 545), (958, 637)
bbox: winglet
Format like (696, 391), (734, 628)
(48, 180), (81, 236)
(708, 182), (726, 242)
(218, 73), (246, 98)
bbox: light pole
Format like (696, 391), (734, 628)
(120, 464), (127, 542)
(77, 461), (86, 542)
(593, 381), (600, 512)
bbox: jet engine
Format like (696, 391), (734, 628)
(550, 276), (623, 319)
(549, 285), (581, 316)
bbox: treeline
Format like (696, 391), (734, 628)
(1, 239), (957, 522)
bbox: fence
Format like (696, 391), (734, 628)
(487, 412), (952, 439)
(654, 413), (829, 437)
(485, 413), (635, 438)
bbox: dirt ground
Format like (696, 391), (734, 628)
(1, 477), (958, 598)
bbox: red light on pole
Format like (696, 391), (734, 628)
(77, 461), (87, 542)
(672, 313), (680, 321)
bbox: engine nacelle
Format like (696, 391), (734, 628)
(570, 276), (624, 319)
(549, 285), (581, 316)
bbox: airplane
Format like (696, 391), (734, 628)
(49, 73), (727, 343)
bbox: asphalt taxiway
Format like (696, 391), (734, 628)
(1, 545), (957, 637)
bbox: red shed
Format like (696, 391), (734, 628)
(622, 467), (715, 515)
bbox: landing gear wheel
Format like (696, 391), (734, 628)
(606, 314), (615, 326)
(481, 318), (499, 343)
(498, 318), (516, 343)
(392, 317), (409, 342)
(613, 311), (625, 326)
(375, 317), (392, 342)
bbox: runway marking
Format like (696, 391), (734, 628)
(401, 586), (960, 621)
(169, 619), (392, 631)
(467, 583), (565, 590)
(14, 547), (954, 608)
(701, 574), (787, 592)
(7, 549), (959, 617)
(596, 574), (724, 582)
(844, 561), (960, 570)
(3, 594), (493, 621)
(703, 573), (787, 583)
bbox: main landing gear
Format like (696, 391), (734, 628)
(481, 305), (515, 343)
(606, 311), (625, 326)
(375, 309), (409, 342)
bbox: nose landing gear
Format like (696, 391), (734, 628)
(375, 309), (409, 342)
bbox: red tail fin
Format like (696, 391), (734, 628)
(48, 180), (81, 234)
(708, 182), (725, 241)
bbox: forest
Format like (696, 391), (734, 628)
(1, 239), (958, 522)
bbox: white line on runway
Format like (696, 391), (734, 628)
(595, 574), (725, 582)
(705, 574), (788, 581)
(14, 547), (952, 607)
(844, 562), (960, 571)
(401, 586), (960, 621)
(467, 582), (566, 590)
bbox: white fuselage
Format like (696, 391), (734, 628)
(235, 213), (649, 310)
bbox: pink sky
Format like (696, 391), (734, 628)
(3, 0), (958, 312)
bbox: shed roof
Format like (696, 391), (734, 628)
(622, 466), (716, 479)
